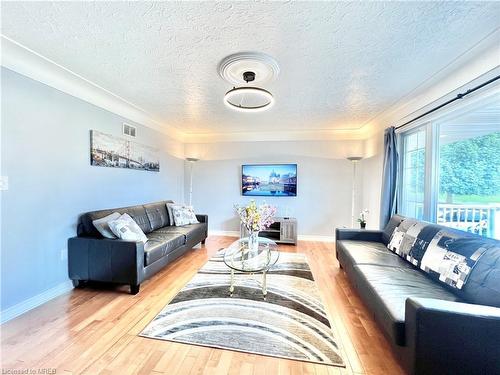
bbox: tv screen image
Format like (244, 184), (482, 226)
(242, 164), (297, 197)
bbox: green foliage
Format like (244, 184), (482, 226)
(404, 148), (425, 196)
(438, 194), (500, 204)
(439, 132), (500, 198)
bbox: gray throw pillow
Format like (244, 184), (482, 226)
(108, 213), (148, 243)
(166, 203), (175, 225)
(92, 212), (121, 239)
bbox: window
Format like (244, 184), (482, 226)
(398, 96), (500, 239)
(400, 128), (426, 220)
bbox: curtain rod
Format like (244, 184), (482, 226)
(395, 74), (500, 130)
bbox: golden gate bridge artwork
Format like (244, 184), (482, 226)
(90, 130), (160, 172)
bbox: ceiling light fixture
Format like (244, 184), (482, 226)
(223, 71), (274, 112)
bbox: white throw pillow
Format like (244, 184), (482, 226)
(185, 206), (199, 224)
(171, 205), (199, 226)
(92, 212), (121, 239)
(108, 213), (148, 243)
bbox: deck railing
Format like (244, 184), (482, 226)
(437, 203), (500, 238)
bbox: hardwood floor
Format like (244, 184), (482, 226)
(1, 237), (406, 375)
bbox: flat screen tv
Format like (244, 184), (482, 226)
(242, 164), (297, 197)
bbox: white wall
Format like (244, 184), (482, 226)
(184, 140), (364, 238)
(1, 68), (185, 315)
(359, 129), (384, 229)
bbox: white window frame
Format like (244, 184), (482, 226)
(398, 125), (430, 221)
(396, 86), (500, 224)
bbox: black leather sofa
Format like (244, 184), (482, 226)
(68, 200), (208, 294)
(336, 215), (500, 375)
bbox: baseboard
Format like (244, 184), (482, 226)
(297, 235), (335, 243)
(209, 230), (240, 237)
(1, 280), (74, 324)
(208, 231), (335, 243)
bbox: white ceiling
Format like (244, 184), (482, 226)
(2, 1), (500, 138)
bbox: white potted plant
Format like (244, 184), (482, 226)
(358, 209), (369, 229)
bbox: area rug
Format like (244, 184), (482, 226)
(140, 249), (345, 367)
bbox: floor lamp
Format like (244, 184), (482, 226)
(186, 157), (199, 206)
(347, 156), (363, 228)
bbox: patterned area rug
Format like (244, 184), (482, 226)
(140, 249), (345, 367)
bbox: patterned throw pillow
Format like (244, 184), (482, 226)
(92, 212), (120, 239)
(387, 219), (409, 254)
(419, 229), (492, 290)
(387, 219), (439, 266)
(108, 213), (148, 243)
(386, 217), (491, 290)
(171, 205), (199, 226)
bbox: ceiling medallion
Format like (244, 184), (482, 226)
(223, 71), (274, 112)
(218, 52), (280, 85)
(219, 52), (279, 112)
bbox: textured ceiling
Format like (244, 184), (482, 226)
(2, 1), (500, 136)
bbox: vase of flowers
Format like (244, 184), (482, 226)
(248, 230), (260, 253)
(358, 209), (369, 229)
(235, 200), (277, 252)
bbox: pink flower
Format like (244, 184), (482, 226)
(234, 201), (277, 232)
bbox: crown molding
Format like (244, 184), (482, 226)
(5, 28), (495, 146)
(183, 127), (370, 144)
(0, 35), (373, 145)
(361, 27), (500, 133)
(1, 35), (185, 142)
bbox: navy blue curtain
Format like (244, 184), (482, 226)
(380, 127), (399, 228)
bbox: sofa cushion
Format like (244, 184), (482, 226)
(144, 231), (186, 266)
(338, 240), (411, 268)
(353, 264), (461, 346)
(144, 201), (171, 230)
(155, 223), (207, 245)
(461, 245), (500, 307)
(382, 214), (405, 245)
(80, 204), (152, 237)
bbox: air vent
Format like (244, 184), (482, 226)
(123, 123), (136, 137)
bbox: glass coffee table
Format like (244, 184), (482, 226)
(223, 237), (279, 298)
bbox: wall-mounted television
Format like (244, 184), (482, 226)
(242, 164), (297, 197)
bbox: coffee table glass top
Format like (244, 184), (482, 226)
(223, 237), (279, 273)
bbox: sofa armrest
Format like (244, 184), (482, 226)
(196, 214), (208, 224)
(68, 237), (145, 285)
(405, 297), (500, 375)
(196, 214), (208, 242)
(335, 228), (384, 242)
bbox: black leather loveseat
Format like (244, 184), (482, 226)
(336, 215), (500, 375)
(68, 200), (208, 294)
